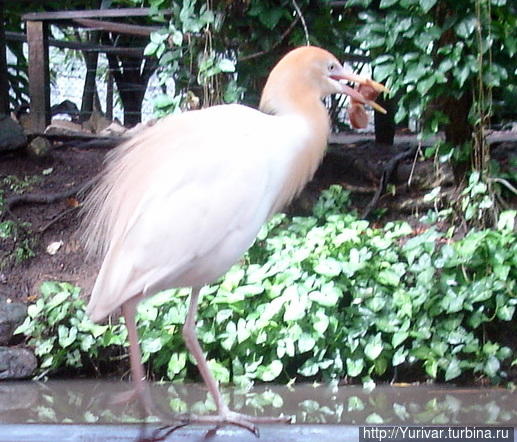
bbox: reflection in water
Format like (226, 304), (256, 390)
(0, 380), (515, 425)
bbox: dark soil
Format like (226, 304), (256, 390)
(0, 145), (105, 303)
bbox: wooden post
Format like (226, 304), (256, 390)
(106, 69), (113, 121)
(0, 0), (10, 115)
(27, 20), (50, 132)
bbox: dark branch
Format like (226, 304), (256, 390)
(361, 145), (420, 219)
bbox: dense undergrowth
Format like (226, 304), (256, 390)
(15, 186), (517, 386)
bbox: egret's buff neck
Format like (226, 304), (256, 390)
(259, 47), (336, 210)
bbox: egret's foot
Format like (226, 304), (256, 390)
(176, 409), (292, 436)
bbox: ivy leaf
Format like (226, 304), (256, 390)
(346, 357), (365, 377)
(309, 284), (341, 307)
(484, 356), (500, 378)
(217, 58), (235, 73)
(256, 360), (283, 381)
(445, 358), (462, 380)
(392, 347), (407, 366)
(455, 15), (478, 39)
(58, 325), (77, 348)
(298, 359), (320, 377)
(392, 330), (409, 348)
(141, 337), (163, 354)
(497, 305), (515, 321)
(364, 333), (384, 360)
(395, 18), (413, 34)
(80, 334), (95, 352)
(208, 359), (230, 383)
(377, 269), (401, 287)
(417, 75), (436, 95)
(314, 258), (342, 277)
(298, 334), (316, 353)
(167, 353), (186, 378)
(171, 30), (183, 46)
(313, 312), (330, 334)
(425, 359), (438, 378)
(419, 0), (438, 13)
(373, 62), (395, 83)
(380, 0), (399, 8)
(144, 42), (159, 57)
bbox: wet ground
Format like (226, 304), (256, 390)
(1, 381), (516, 441)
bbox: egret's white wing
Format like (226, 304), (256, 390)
(86, 105), (310, 321)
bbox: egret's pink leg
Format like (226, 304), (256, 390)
(181, 287), (291, 434)
(118, 296), (153, 414)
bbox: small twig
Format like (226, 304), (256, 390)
(57, 137), (125, 150)
(291, 0), (310, 46)
(490, 177), (517, 195)
(407, 141), (422, 187)
(39, 206), (81, 233)
(340, 182), (377, 194)
(239, 17), (300, 62)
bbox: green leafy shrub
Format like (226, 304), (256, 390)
(15, 281), (127, 377)
(16, 187), (516, 385)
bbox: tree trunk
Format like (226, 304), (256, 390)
(80, 48), (100, 122)
(119, 86), (145, 127)
(105, 50), (157, 127)
(374, 94), (395, 145)
(442, 91), (473, 184)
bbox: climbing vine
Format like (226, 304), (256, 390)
(351, 0), (516, 226)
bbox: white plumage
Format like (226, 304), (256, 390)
(86, 107), (314, 321)
(81, 46), (387, 433)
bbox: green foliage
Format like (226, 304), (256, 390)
(15, 281), (127, 376)
(143, 0), (235, 113)
(0, 176), (39, 266)
(143, 0), (364, 112)
(16, 187), (516, 386)
(354, 0), (515, 131)
(1, 174), (42, 194)
(352, 0), (516, 227)
(0, 218), (36, 266)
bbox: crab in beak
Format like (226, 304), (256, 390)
(330, 68), (389, 129)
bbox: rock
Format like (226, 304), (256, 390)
(27, 136), (52, 157)
(98, 121), (127, 137)
(45, 119), (85, 135)
(0, 298), (27, 345)
(0, 113), (27, 152)
(82, 109), (111, 134)
(51, 99), (79, 121)
(0, 347), (37, 379)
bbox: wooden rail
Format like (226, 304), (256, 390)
(5, 31), (144, 57)
(22, 8), (164, 132)
(22, 8), (171, 21)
